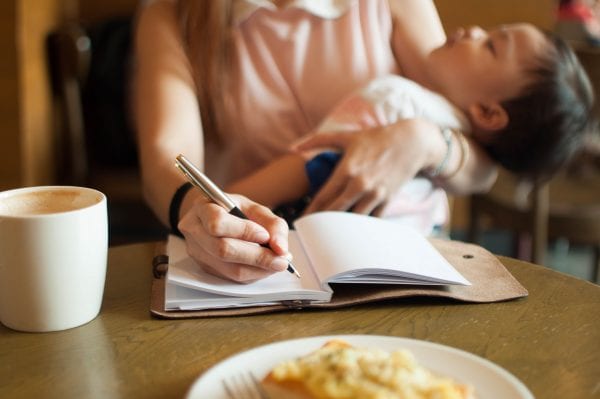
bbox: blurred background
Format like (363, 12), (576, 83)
(1, 0), (598, 282)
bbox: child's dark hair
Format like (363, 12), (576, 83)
(482, 32), (596, 182)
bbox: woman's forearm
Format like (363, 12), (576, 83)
(439, 136), (498, 194)
(415, 119), (498, 194)
(225, 154), (310, 208)
(138, 142), (204, 227)
(134, 0), (205, 226)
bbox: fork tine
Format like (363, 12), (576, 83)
(223, 378), (235, 399)
(248, 372), (270, 399)
(222, 372), (269, 399)
(240, 373), (260, 399)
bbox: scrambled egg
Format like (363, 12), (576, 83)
(269, 340), (472, 399)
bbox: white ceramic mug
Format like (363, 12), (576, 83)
(0, 186), (108, 332)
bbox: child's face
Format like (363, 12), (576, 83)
(428, 23), (550, 111)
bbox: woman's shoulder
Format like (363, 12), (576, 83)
(136, 0), (178, 38)
(137, 0), (176, 24)
(135, 0), (189, 68)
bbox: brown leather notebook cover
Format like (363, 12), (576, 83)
(150, 239), (528, 319)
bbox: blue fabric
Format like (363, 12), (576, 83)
(273, 151), (341, 227)
(305, 151), (342, 195)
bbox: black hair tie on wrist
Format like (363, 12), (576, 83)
(169, 182), (193, 237)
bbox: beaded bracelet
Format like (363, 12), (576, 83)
(444, 129), (470, 179)
(429, 127), (453, 178)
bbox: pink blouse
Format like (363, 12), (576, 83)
(211, 0), (400, 183)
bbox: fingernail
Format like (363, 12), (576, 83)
(270, 257), (289, 272)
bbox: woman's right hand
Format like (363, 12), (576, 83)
(177, 194), (292, 283)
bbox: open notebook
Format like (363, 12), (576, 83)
(165, 212), (470, 311)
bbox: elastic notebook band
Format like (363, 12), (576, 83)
(169, 182), (193, 237)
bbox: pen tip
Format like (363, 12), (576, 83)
(288, 262), (301, 278)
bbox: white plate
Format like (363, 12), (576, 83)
(186, 334), (534, 399)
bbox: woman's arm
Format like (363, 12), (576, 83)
(134, 0), (204, 225)
(435, 132), (498, 195)
(226, 153), (310, 208)
(388, 0), (446, 85)
(133, 1), (291, 282)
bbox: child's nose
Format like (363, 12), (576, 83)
(465, 26), (485, 40)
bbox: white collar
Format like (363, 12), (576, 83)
(233, 0), (358, 25)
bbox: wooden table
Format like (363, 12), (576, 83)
(1, 242), (599, 399)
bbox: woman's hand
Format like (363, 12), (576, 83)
(295, 119), (437, 216)
(178, 194), (292, 283)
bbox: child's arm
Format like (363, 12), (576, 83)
(226, 153), (310, 208)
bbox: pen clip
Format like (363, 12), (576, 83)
(174, 160), (207, 194)
(175, 155), (236, 210)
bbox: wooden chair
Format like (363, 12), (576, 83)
(468, 159), (600, 283)
(46, 18), (166, 245)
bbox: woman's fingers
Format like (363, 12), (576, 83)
(188, 218), (286, 269)
(192, 253), (278, 283)
(351, 186), (388, 215)
(192, 201), (270, 244)
(188, 233), (288, 276)
(241, 198), (291, 256)
(305, 170), (388, 215)
(326, 173), (386, 213)
(303, 171), (347, 213)
(178, 195), (291, 282)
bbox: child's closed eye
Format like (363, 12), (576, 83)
(486, 39), (497, 57)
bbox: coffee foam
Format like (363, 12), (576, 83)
(0, 188), (103, 216)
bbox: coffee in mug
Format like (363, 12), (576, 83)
(0, 186), (108, 332)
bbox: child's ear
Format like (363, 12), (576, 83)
(467, 101), (509, 133)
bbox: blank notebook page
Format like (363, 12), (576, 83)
(294, 212), (470, 285)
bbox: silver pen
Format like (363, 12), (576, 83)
(175, 154), (301, 278)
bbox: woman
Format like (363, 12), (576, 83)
(133, 0), (498, 282)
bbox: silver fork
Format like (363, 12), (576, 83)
(222, 372), (270, 399)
